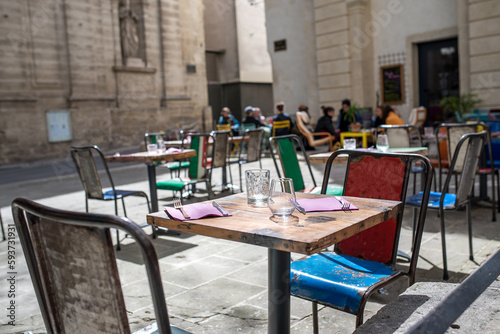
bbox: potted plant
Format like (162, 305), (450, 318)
(440, 93), (481, 122)
(343, 102), (361, 132)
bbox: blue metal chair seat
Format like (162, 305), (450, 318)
(102, 189), (149, 200)
(291, 253), (401, 314)
(406, 191), (457, 209)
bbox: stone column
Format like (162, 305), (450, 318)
(458, 0), (470, 93)
(346, 0), (374, 107)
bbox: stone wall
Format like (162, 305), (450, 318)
(466, 0), (500, 109)
(0, 0), (208, 165)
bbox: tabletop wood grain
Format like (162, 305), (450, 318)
(147, 193), (403, 255)
(104, 149), (196, 164)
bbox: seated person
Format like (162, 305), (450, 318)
(376, 105), (405, 125)
(314, 106), (339, 143)
(272, 101), (294, 137)
(242, 106), (262, 129)
(337, 98), (362, 132)
(218, 107), (240, 135)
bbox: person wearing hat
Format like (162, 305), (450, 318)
(218, 107), (240, 135)
(243, 106), (262, 128)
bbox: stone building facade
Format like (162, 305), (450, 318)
(265, 0), (500, 123)
(0, 0), (208, 165)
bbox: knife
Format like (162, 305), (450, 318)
(212, 201), (230, 216)
(290, 198), (306, 215)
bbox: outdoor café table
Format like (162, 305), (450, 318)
(105, 149), (196, 212)
(147, 192), (403, 334)
(308, 147), (429, 164)
(340, 130), (373, 148)
(165, 135), (245, 148)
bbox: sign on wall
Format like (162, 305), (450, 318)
(46, 110), (72, 142)
(380, 64), (405, 105)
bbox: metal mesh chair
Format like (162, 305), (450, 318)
(144, 132), (190, 177)
(70, 146), (152, 250)
(232, 128), (263, 191)
(11, 198), (190, 334)
(270, 134), (343, 196)
(156, 133), (213, 201)
(406, 131), (487, 280)
(290, 150), (433, 331)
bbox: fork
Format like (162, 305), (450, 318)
(173, 198), (190, 218)
(335, 196), (351, 213)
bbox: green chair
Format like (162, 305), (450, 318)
(156, 133), (213, 201)
(144, 132), (190, 177)
(270, 134), (343, 195)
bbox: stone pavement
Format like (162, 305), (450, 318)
(0, 152), (499, 333)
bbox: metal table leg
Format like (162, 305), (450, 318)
(268, 249), (290, 334)
(147, 163), (159, 212)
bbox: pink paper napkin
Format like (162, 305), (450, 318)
(296, 197), (358, 213)
(164, 202), (232, 221)
(166, 147), (182, 153)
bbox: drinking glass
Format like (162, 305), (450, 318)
(343, 138), (356, 150)
(268, 178), (296, 223)
(376, 134), (389, 152)
(245, 169), (270, 207)
(147, 144), (157, 155)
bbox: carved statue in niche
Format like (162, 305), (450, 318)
(119, 0), (144, 66)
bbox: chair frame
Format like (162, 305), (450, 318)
(271, 120), (291, 137)
(144, 132), (189, 178)
(209, 130), (232, 193)
(70, 145), (153, 250)
(407, 131), (487, 280)
(291, 150), (432, 330)
(234, 128), (263, 191)
(11, 198), (179, 334)
(295, 113), (336, 151)
(269, 134), (317, 192)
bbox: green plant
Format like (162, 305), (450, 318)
(440, 93), (481, 121)
(343, 102), (360, 123)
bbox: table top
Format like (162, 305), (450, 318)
(165, 136), (245, 148)
(147, 193), (403, 255)
(308, 147), (429, 164)
(104, 149), (196, 163)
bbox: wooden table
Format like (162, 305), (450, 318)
(105, 149), (196, 212)
(147, 192), (403, 334)
(308, 147), (429, 164)
(340, 130), (373, 148)
(165, 136), (245, 148)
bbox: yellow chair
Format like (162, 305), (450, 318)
(272, 120), (291, 137)
(217, 124), (231, 131)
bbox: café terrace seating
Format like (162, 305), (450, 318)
(70, 145), (153, 250)
(295, 113), (337, 151)
(270, 134), (343, 196)
(144, 132), (189, 177)
(406, 131), (487, 280)
(229, 128), (264, 191)
(11, 198), (191, 334)
(290, 149), (433, 330)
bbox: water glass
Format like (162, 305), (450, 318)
(376, 134), (389, 152)
(147, 144), (157, 155)
(343, 138), (356, 150)
(268, 178), (296, 220)
(245, 169), (270, 207)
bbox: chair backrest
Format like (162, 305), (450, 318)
(240, 123), (257, 133)
(269, 134), (316, 192)
(443, 132), (486, 207)
(210, 130), (230, 169)
(217, 124), (231, 132)
(322, 150), (433, 278)
(11, 198), (173, 334)
(71, 146), (113, 200)
(144, 132), (165, 146)
(185, 133), (210, 179)
(241, 128), (263, 163)
(408, 107), (427, 128)
(441, 123), (479, 172)
(272, 120), (291, 137)
(379, 125), (422, 148)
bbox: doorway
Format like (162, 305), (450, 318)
(418, 38), (459, 125)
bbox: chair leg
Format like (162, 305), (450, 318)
(115, 199), (121, 251)
(439, 208), (448, 280)
(239, 164), (243, 193)
(467, 202), (474, 261)
(312, 301), (319, 334)
(121, 198), (127, 217)
(491, 173), (496, 222)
